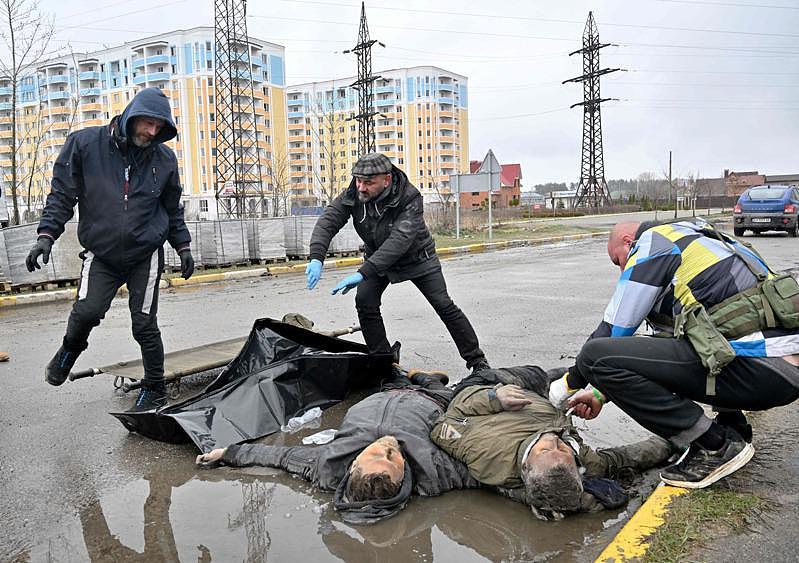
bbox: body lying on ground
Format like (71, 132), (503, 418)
(196, 369), (477, 524)
(197, 365), (673, 522)
(433, 366), (674, 520)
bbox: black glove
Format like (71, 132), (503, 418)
(26, 236), (53, 272)
(178, 249), (194, 280)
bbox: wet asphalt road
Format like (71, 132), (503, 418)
(1, 223), (796, 562)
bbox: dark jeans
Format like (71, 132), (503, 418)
(64, 248), (165, 384)
(451, 365), (567, 399)
(355, 267), (486, 369)
(574, 336), (799, 446)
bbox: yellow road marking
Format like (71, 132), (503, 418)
(596, 483), (688, 562)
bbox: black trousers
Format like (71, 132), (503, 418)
(63, 248), (165, 384)
(574, 336), (799, 447)
(354, 267), (486, 369)
(451, 365), (567, 399)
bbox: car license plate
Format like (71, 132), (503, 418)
(752, 218), (771, 223)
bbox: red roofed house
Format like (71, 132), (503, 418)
(458, 150), (522, 209)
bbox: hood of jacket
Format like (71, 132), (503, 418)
(116, 87), (177, 145)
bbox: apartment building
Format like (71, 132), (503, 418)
(0, 27), (288, 221)
(285, 66), (469, 207)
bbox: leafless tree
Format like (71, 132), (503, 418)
(21, 47), (81, 220)
(0, 0), (55, 224)
(309, 97), (342, 206)
(266, 148), (290, 217)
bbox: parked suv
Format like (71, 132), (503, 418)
(733, 185), (799, 237)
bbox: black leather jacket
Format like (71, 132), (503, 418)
(309, 166), (439, 282)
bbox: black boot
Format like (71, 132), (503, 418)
(408, 369), (449, 388)
(45, 345), (80, 386)
(716, 411), (753, 443)
(468, 358), (490, 376)
(129, 381), (168, 412)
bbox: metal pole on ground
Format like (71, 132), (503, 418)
(455, 173), (461, 240)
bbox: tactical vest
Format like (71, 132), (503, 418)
(669, 224), (799, 394)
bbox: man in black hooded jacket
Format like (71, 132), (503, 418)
(25, 87), (194, 411)
(305, 153), (489, 374)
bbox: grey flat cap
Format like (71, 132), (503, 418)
(352, 153), (392, 177)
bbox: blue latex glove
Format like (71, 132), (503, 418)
(331, 272), (363, 295)
(306, 259), (323, 289)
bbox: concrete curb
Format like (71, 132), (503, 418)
(0, 232), (605, 309)
(596, 483), (689, 561)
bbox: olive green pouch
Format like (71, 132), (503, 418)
(675, 305), (736, 395)
(761, 274), (799, 329)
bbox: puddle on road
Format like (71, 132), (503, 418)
(24, 470), (636, 562)
(18, 396), (653, 562)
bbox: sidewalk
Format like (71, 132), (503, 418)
(0, 232), (605, 309)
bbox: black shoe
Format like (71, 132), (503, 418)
(129, 383), (168, 412)
(408, 369), (449, 387)
(469, 359), (490, 376)
(45, 346), (79, 386)
(660, 428), (754, 489)
(715, 411), (753, 443)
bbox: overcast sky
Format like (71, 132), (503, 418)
(33, 0), (799, 186)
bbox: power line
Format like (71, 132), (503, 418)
(248, 14), (799, 56)
(655, 0), (799, 9)
(56, 0), (152, 21)
(264, 0), (799, 39)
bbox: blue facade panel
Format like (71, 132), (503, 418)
(269, 55), (285, 87)
(406, 78), (415, 102)
(459, 84), (468, 108)
(183, 44), (193, 73)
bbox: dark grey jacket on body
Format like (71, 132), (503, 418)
(37, 87), (190, 269)
(222, 388), (478, 496)
(308, 166), (439, 282)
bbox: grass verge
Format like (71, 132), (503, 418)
(643, 488), (765, 563)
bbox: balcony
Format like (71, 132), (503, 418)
(0, 86), (12, 96)
(80, 103), (102, 112)
(79, 88), (101, 97)
(132, 58), (145, 69)
(287, 134), (306, 142)
(49, 106), (72, 115)
(132, 74), (147, 85)
(0, 129), (12, 138)
(375, 98), (395, 108)
(44, 91), (72, 101)
(438, 110), (455, 119)
(147, 71), (171, 82)
(81, 118), (104, 126)
(145, 54), (170, 65)
(48, 75), (69, 85)
(51, 120), (71, 130)
(437, 97), (455, 106)
(287, 111), (303, 118)
(78, 71), (100, 81)
(375, 86), (396, 94)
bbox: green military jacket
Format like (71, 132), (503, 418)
(430, 385), (614, 488)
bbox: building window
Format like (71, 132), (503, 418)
(200, 200), (208, 212)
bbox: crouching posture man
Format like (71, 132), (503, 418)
(196, 370), (478, 524)
(432, 366), (674, 520)
(554, 220), (799, 489)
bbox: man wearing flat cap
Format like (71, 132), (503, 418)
(305, 153), (489, 374)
